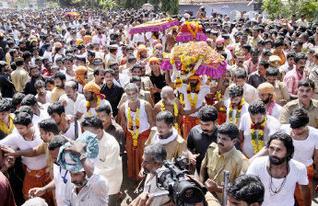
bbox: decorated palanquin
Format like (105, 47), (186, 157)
(176, 21), (207, 42)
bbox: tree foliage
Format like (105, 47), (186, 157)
(263, 0), (318, 20)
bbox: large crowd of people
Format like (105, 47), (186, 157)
(0, 5), (317, 206)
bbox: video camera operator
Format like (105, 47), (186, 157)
(130, 143), (171, 206)
(130, 144), (207, 206)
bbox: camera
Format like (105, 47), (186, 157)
(155, 156), (206, 205)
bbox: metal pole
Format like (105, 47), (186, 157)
(223, 170), (230, 206)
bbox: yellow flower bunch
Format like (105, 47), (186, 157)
(251, 117), (267, 153)
(127, 107), (140, 147)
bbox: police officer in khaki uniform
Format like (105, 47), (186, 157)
(280, 79), (318, 128)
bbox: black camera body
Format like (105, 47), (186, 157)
(156, 156), (206, 205)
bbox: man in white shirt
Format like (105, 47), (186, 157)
(239, 101), (280, 158)
(247, 131), (311, 206)
(224, 85), (249, 127)
(0, 112), (52, 203)
(59, 80), (86, 120)
(47, 102), (81, 140)
(257, 82), (282, 119)
(81, 116), (122, 205)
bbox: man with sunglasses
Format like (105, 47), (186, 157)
(280, 79), (318, 128)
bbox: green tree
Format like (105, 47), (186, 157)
(262, 0), (283, 19)
(160, 0), (179, 15)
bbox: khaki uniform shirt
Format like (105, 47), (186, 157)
(273, 81), (290, 104)
(201, 143), (248, 201)
(279, 99), (318, 128)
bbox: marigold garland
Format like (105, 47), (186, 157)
(187, 93), (198, 109)
(127, 107), (140, 147)
(250, 117), (267, 153)
(215, 90), (226, 112)
(228, 98), (245, 125)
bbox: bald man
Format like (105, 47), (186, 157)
(154, 86), (184, 133)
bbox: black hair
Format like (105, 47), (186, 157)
(233, 69), (247, 79)
(228, 175), (265, 205)
(266, 67), (279, 76)
(248, 101), (266, 115)
(96, 104), (112, 115)
(295, 53), (307, 63)
(47, 102), (65, 115)
(198, 106), (218, 122)
(21, 94), (37, 106)
(12, 92), (26, 108)
(104, 69), (115, 76)
(16, 105), (33, 118)
(81, 116), (103, 129)
(286, 52), (296, 59)
(0, 98), (12, 112)
(259, 60), (269, 69)
(45, 78), (55, 86)
(13, 112), (32, 126)
(54, 72), (66, 81)
(38, 119), (60, 135)
(289, 108), (309, 129)
(266, 131), (294, 161)
(297, 78), (315, 90)
(48, 135), (68, 151)
(156, 111), (174, 126)
(229, 85), (244, 98)
(218, 122), (239, 140)
(93, 68), (104, 76)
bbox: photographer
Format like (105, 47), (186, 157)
(130, 144), (171, 206)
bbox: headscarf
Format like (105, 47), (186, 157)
(257, 82), (275, 96)
(83, 81), (102, 96)
(75, 66), (88, 86)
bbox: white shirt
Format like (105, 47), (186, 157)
(280, 125), (318, 166)
(266, 102), (282, 120)
(64, 174), (109, 206)
(177, 84), (210, 117)
(59, 93), (86, 117)
(95, 131), (122, 195)
(225, 99), (249, 127)
(63, 120), (82, 140)
(0, 129), (47, 170)
(247, 157), (308, 206)
(239, 114), (280, 158)
(53, 164), (72, 206)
